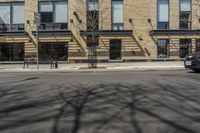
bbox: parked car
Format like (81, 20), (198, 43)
(184, 52), (200, 72)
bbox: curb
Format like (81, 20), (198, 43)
(0, 67), (185, 73)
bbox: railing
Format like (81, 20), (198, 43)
(0, 24), (24, 32)
(157, 22), (169, 29)
(180, 21), (191, 30)
(39, 23), (68, 31)
(112, 23), (124, 30)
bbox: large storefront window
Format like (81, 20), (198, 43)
(157, 39), (170, 58)
(0, 43), (24, 61)
(39, 43), (68, 61)
(112, 0), (123, 30)
(157, 0), (169, 29)
(180, 39), (192, 58)
(39, 1), (68, 30)
(196, 39), (200, 52)
(180, 0), (191, 29)
(0, 2), (24, 31)
(110, 39), (122, 60)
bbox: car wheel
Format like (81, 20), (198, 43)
(193, 69), (200, 73)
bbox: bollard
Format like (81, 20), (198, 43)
(51, 59), (54, 69)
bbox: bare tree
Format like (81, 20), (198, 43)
(71, 0), (109, 68)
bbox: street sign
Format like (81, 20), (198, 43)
(34, 12), (40, 25)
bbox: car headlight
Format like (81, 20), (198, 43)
(188, 55), (193, 59)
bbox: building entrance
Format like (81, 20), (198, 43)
(110, 40), (122, 60)
(180, 39), (192, 58)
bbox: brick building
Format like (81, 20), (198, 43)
(0, 0), (200, 63)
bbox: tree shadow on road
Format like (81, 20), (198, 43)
(0, 82), (200, 133)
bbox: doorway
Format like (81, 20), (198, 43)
(180, 39), (192, 58)
(110, 39), (122, 60)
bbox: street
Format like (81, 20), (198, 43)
(0, 70), (200, 133)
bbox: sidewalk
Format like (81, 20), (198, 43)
(0, 61), (185, 73)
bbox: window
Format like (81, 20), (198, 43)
(87, 0), (99, 30)
(39, 2), (53, 23)
(55, 1), (68, 23)
(0, 3), (10, 24)
(196, 39), (200, 52)
(0, 43), (24, 61)
(180, 0), (191, 29)
(88, 0), (99, 11)
(157, 0), (169, 29)
(0, 2), (24, 31)
(180, 39), (192, 58)
(39, 43), (68, 61)
(157, 39), (170, 58)
(39, 1), (68, 30)
(112, 0), (123, 30)
(12, 3), (24, 24)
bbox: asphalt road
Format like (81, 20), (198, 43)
(0, 70), (200, 133)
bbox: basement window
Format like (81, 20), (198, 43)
(0, 43), (24, 61)
(157, 39), (170, 58)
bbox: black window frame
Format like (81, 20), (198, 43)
(157, 39), (170, 58)
(86, 0), (99, 31)
(111, 0), (124, 31)
(38, 0), (68, 31)
(179, 0), (192, 29)
(157, 0), (169, 30)
(0, 2), (25, 32)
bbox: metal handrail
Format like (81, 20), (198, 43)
(112, 23), (124, 30)
(39, 23), (68, 31)
(0, 24), (24, 32)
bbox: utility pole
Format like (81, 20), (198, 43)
(34, 12), (40, 70)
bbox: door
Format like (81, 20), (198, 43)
(180, 39), (192, 58)
(196, 39), (200, 52)
(110, 40), (122, 60)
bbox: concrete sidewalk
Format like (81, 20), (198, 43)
(0, 61), (185, 72)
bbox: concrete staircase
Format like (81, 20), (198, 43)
(131, 29), (151, 57)
(70, 22), (88, 56)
